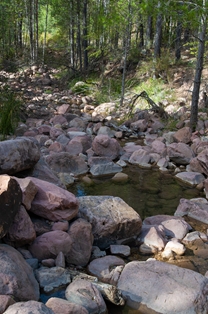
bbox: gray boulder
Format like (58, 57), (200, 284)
(117, 260), (208, 313)
(78, 196), (142, 249)
(0, 137), (40, 174)
(65, 278), (107, 314)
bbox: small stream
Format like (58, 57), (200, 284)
(41, 166), (205, 314)
(69, 165), (202, 220)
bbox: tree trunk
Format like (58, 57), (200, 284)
(154, 11), (162, 58)
(83, 0), (88, 73)
(120, 0), (132, 107)
(146, 15), (153, 49)
(175, 20), (182, 60)
(190, 14), (207, 131)
(42, 1), (49, 63)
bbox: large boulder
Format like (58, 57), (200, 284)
(117, 260), (208, 313)
(29, 177), (78, 221)
(0, 175), (22, 238)
(0, 137), (40, 174)
(0, 244), (40, 301)
(78, 196), (142, 249)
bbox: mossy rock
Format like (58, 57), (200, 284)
(71, 81), (90, 95)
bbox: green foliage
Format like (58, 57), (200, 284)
(132, 77), (174, 109)
(0, 86), (22, 140)
(93, 77), (122, 103)
(70, 81), (91, 95)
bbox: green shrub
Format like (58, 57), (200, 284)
(0, 86), (22, 140)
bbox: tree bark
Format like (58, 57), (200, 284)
(83, 0), (88, 73)
(190, 12), (207, 131)
(175, 20), (182, 60)
(154, 7), (162, 58)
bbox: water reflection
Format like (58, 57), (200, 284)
(69, 165), (202, 220)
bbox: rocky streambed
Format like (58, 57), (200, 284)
(0, 68), (208, 313)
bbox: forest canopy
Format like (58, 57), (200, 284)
(0, 0), (208, 129)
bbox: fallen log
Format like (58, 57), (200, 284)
(68, 268), (125, 306)
(128, 90), (169, 119)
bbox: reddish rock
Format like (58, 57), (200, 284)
(0, 175), (22, 238)
(5, 205), (36, 246)
(48, 142), (65, 153)
(29, 230), (72, 260)
(173, 126), (192, 143)
(0, 295), (16, 313)
(46, 298), (88, 314)
(13, 177), (38, 210)
(29, 177), (78, 221)
(92, 135), (121, 160)
(50, 114), (68, 125)
(66, 218), (93, 266)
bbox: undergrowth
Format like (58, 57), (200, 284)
(0, 86), (22, 140)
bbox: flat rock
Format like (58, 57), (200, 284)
(117, 260), (208, 313)
(175, 198), (208, 224)
(35, 266), (71, 293)
(175, 171), (205, 187)
(90, 162), (122, 176)
(46, 298), (88, 314)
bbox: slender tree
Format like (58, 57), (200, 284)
(190, 0), (207, 130)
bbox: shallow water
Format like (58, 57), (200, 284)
(69, 165), (202, 220)
(54, 166), (205, 314)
